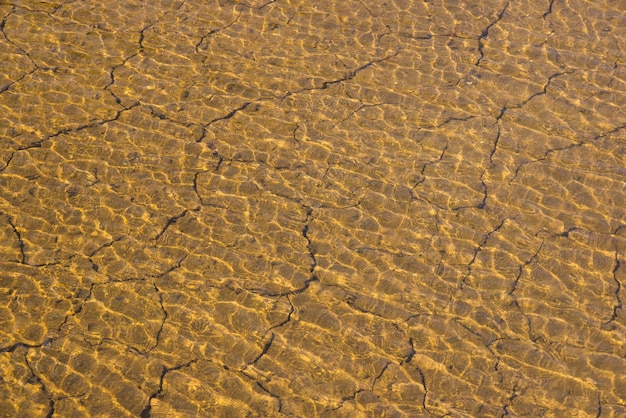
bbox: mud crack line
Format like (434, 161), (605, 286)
(325, 361), (392, 413)
(605, 251), (622, 325)
(147, 282), (168, 353)
(140, 359), (198, 418)
(411, 144), (448, 189)
(489, 125), (501, 164)
(416, 366), (430, 413)
(495, 70), (574, 122)
(1, 101), (140, 173)
(195, 12), (241, 53)
(501, 382), (520, 416)
(154, 207), (200, 240)
(476, 1), (510, 65)
(281, 50), (401, 99)
(0, 338), (54, 354)
(509, 119), (624, 185)
(542, 0), (556, 19)
(459, 218), (510, 289)
(196, 100), (265, 143)
(302, 205), (317, 273)
(25, 352), (56, 418)
(509, 240), (544, 300)
(6, 215), (26, 264)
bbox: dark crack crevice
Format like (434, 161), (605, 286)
(510, 122), (625, 185)
(323, 389), (367, 413)
(415, 366), (430, 413)
(509, 240), (544, 299)
(452, 167), (488, 211)
(291, 123), (301, 146)
(489, 125), (501, 164)
(57, 283), (95, 333)
(495, 70), (573, 123)
(401, 337), (416, 364)
(459, 218), (509, 289)
(242, 297), (295, 370)
(154, 207), (200, 240)
(501, 382), (519, 416)
(0, 101), (140, 173)
(476, 1), (510, 65)
(258, 0), (278, 10)
(595, 393), (602, 418)
(326, 361), (392, 412)
(0, 6), (40, 81)
(138, 23), (154, 52)
(254, 381), (283, 413)
(24, 352), (56, 418)
(4, 213), (60, 267)
(0, 7), (11, 33)
(104, 52), (139, 105)
(527, 317), (545, 344)
(139, 359), (197, 418)
(245, 205), (320, 298)
(371, 361), (391, 390)
(0, 62), (39, 95)
(411, 144), (448, 190)
(7, 215), (26, 264)
(192, 169), (210, 204)
(213, 151), (225, 172)
(269, 296), (295, 330)
(434, 115), (476, 129)
(206, 101), (256, 127)
(153, 254), (188, 279)
(0, 337), (54, 354)
(375, 24), (394, 46)
(454, 318), (484, 340)
(593, 123), (626, 143)
(236, 0), (277, 10)
(452, 321), (508, 373)
(302, 205), (317, 273)
(334, 50), (400, 87)
(99, 20), (155, 106)
(472, 177), (489, 211)
(86, 238), (123, 259)
(195, 12), (241, 53)
(281, 50), (400, 99)
(250, 332), (274, 366)
(542, 0), (556, 19)
(516, 70), (573, 109)
(147, 282), (168, 353)
(604, 251), (622, 325)
(86, 236), (123, 272)
(194, 100), (266, 144)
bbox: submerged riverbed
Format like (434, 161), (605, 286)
(1, 0), (625, 416)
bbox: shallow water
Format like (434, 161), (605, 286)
(1, 0), (625, 416)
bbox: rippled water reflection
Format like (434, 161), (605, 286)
(1, 0), (625, 416)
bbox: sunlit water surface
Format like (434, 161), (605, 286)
(1, 0), (625, 416)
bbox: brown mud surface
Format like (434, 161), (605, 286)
(1, 0), (626, 416)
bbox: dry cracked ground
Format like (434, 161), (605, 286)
(1, 0), (626, 416)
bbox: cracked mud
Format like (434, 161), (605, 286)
(1, 0), (626, 416)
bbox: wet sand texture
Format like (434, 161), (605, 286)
(1, 0), (626, 416)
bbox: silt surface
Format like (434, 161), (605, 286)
(1, 0), (626, 416)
